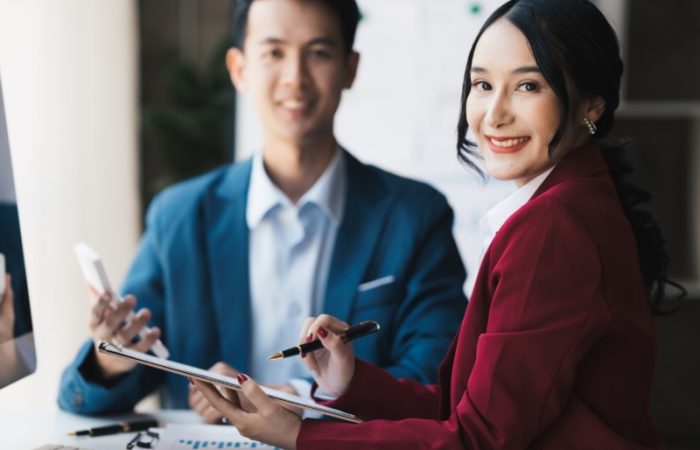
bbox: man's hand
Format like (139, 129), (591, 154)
(189, 362), (243, 423)
(88, 288), (161, 380)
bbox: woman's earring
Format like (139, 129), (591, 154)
(584, 117), (597, 136)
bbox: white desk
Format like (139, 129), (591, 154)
(2, 409), (204, 449)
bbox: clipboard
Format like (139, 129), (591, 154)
(97, 342), (362, 424)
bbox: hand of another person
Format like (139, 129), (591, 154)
(266, 383), (304, 417)
(299, 314), (356, 398)
(87, 287), (161, 379)
(189, 363), (303, 422)
(192, 375), (301, 450)
(0, 275), (15, 344)
(189, 362), (244, 423)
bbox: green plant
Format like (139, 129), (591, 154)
(140, 40), (234, 214)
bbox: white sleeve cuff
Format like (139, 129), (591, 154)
(287, 378), (313, 400)
(288, 378), (338, 419)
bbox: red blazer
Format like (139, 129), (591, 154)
(298, 145), (663, 449)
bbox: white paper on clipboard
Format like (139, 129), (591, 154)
(97, 342), (361, 424)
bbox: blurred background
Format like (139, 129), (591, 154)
(0, 0), (698, 447)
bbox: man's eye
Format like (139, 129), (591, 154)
(310, 49), (332, 60)
(264, 49), (283, 59)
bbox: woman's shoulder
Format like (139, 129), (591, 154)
(494, 171), (628, 257)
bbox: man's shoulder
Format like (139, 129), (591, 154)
(347, 155), (447, 204)
(150, 160), (250, 212)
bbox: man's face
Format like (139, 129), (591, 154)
(227, 0), (359, 146)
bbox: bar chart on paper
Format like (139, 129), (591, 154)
(170, 439), (278, 449)
(154, 424), (278, 450)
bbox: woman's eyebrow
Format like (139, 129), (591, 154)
(513, 65), (541, 74)
(469, 65), (541, 74)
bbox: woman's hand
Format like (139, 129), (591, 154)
(299, 314), (356, 397)
(88, 288), (161, 379)
(192, 375), (301, 450)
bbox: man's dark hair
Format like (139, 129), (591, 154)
(231, 0), (360, 54)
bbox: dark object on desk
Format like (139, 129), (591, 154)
(32, 445), (93, 450)
(127, 430), (160, 449)
(67, 418), (159, 437)
(267, 320), (380, 360)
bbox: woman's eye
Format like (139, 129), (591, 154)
(518, 82), (538, 92)
(472, 81), (492, 91)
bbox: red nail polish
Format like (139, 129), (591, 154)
(306, 333), (313, 343)
(318, 327), (328, 338)
(237, 374), (248, 384)
(188, 377), (194, 386)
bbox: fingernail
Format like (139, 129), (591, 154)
(318, 327), (328, 338)
(237, 374), (248, 384)
(188, 377), (194, 386)
(306, 333), (313, 343)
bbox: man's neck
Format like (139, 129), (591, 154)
(261, 135), (337, 204)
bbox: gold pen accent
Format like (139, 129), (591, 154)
(266, 321), (380, 361)
(267, 352), (284, 361)
(267, 345), (304, 360)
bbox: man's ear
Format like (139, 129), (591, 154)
(584, 96), (606, 123)
(226, 47), (247, 92)
(343, 51), (360, 89)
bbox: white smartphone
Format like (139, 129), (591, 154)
(74, 242), (169, 358)
(0, 252), (5, 302)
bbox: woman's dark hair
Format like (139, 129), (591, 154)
(457, 0), (684, 313)
(231, 0), (360, 55)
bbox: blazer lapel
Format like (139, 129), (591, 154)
(533, 144), (607, 199)
(323, 153), (391, 320)
(205, 161), (253, 371)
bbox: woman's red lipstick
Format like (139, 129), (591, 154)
(486, 136), (530, 154)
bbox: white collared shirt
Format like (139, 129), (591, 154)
(246, 149), (346, 385)
(476, 166), (555, 269)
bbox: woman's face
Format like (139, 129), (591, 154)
(466, 19), (587, 187)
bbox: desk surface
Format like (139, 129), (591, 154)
(3, 409), (204, 449)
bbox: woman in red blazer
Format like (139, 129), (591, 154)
(193, 0), (677, 448)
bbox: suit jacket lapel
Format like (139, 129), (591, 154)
(533, 144), (607, 199)
(205, 161), (252, 371)
(323, 153), (391, 320)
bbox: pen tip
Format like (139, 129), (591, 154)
(267, 352), (283, 360)
(67, 432), (76, 436)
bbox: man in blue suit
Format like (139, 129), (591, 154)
(59, 0), (466, 418)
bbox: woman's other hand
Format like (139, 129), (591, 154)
(192, 375), (301, 450)
(299, 314), (356, 398)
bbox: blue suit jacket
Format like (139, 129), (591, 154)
(58, 152), (467, 414)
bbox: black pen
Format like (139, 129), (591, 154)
(267, 320), (380, 360)
(67, 418), (160, 437)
